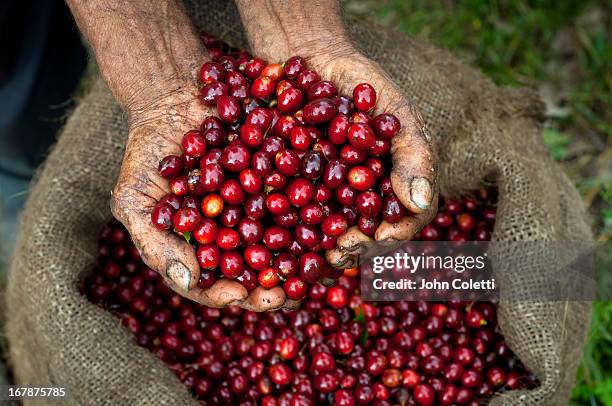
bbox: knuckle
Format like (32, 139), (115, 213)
(110, 187), (128, 221)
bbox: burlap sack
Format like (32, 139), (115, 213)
(6, 1), (592, 404)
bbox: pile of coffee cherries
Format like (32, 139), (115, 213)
(84, 191), (537, 405)
(151, 35), (406, 298)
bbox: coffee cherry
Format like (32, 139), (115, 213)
(278, 88), (304, 114)
(244, 244), (272, 271)
(321, 214), (348, 237)
(287, 178), (315, 207)
(261, 63), (283, 81)
(172, 207), (201, 232)
(356, 191), (383, 217)
(275, 149), (300, 176)
(242, 57), (266, 79)
(266, 194), (291, 215)
(284, 277), (307, 300)
(290, 127), (312, 151)
(200, 81), (228, 106)
(300, 151), (324, 180)
(303, 98), (338, 125)
(284, 56), (306, 79)
(372, 113), (401, 138)
(347, 123), (376, 150)
(326, 286), (348, 309)
(273, 115), (298, 139)
(465, 309), (486, 328)
(151, 202), (175, 230)
(221, 143), (251, 172)
(200, 163), (225, 192)
(237, 218), (264, 244)
(245, 193), (266, 220)
(216, 227), (240, 250)
(328, 114), (350, 145)
(323, 160), (348, 189)
(240, 124), (264, 148)
(348, 166), (376, 191)
(353, 83), (376, 112)
(193, 218), (218, 244)
(340, 145), (367, 165)
(160, 194), (182, 211)
(201, 194), (224, 218)
(258, 267), (280, 288)
(220, 179), (245, 204)
(216, 95), (241, 123)
(158, 155), (184, 179)
(457, 213), (476, 232)
(225, 70), (247, 87)
(296, 69), (320, 91)
(307, 80), (337, 100)
(298, 252), (324, 283)
(197, 244), (220, 269)
(295, 224), (321, 248)
(413, 383), (435, 406)
(299, 203), (324, 226)
(358, 216), (380, 237)
(182, 131), (206, 158)
(245, 107), (273, 131)
(382, 195), (405, 223)
(251, 151), (272, 177)
(273, 208), (299, 228)
(251, 76), (275, 100)
(238, 169), (263, 194)
(200, 62), (225, 84)
(275, 79), (295, 97)
(220, 251), (244, 278)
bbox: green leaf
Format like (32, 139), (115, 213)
(360, 329), (369, 346)
(542, 128), (571, 161)
(182, 232), (192, 244)
(354, 306), (366, 324)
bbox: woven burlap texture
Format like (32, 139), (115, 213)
(6, 1), (592, 404)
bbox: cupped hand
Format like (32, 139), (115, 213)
(110, 85), (290, 311)
(245, 39), (439, 267)
(311, 51), (439, 267)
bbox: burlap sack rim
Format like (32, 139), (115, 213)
(5, 2), (592, 405)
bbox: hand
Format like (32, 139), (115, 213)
(305, 51), (439, 268)
(111, 84), (294, 311)
(235, 0), (439, 267)
(66, 0), (291, 310)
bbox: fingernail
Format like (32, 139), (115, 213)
(410, 177), (432, 210)
(166, 261), (192, 291)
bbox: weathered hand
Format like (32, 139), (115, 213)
(305, 51), (439, 267)
(235, 0), (439, 267)
(111, 87), (292, 311)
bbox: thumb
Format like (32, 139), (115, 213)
(374, 104), (438, 241)
(390, 106), (437, 215)
(111, 186), (201, 292)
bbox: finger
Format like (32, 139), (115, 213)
(375, 189), (439, 242)
(375, 218), (419, 241)
(325, 227), (372, 268)
(181, 278), (248, 308)
(282, 299), (302, 311)
(389, 104), (437, 215)
(338, 227), (372, 251)
(240, 286), (286, 312)
(111, 183), (201, 292)
(320, 278), (336, 287)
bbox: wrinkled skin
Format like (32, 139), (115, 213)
(236, 0), (439, 268)
(111, 88), (291, 310)
(70, 0), (438, 311)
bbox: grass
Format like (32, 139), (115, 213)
(344, 0), (611, 404)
